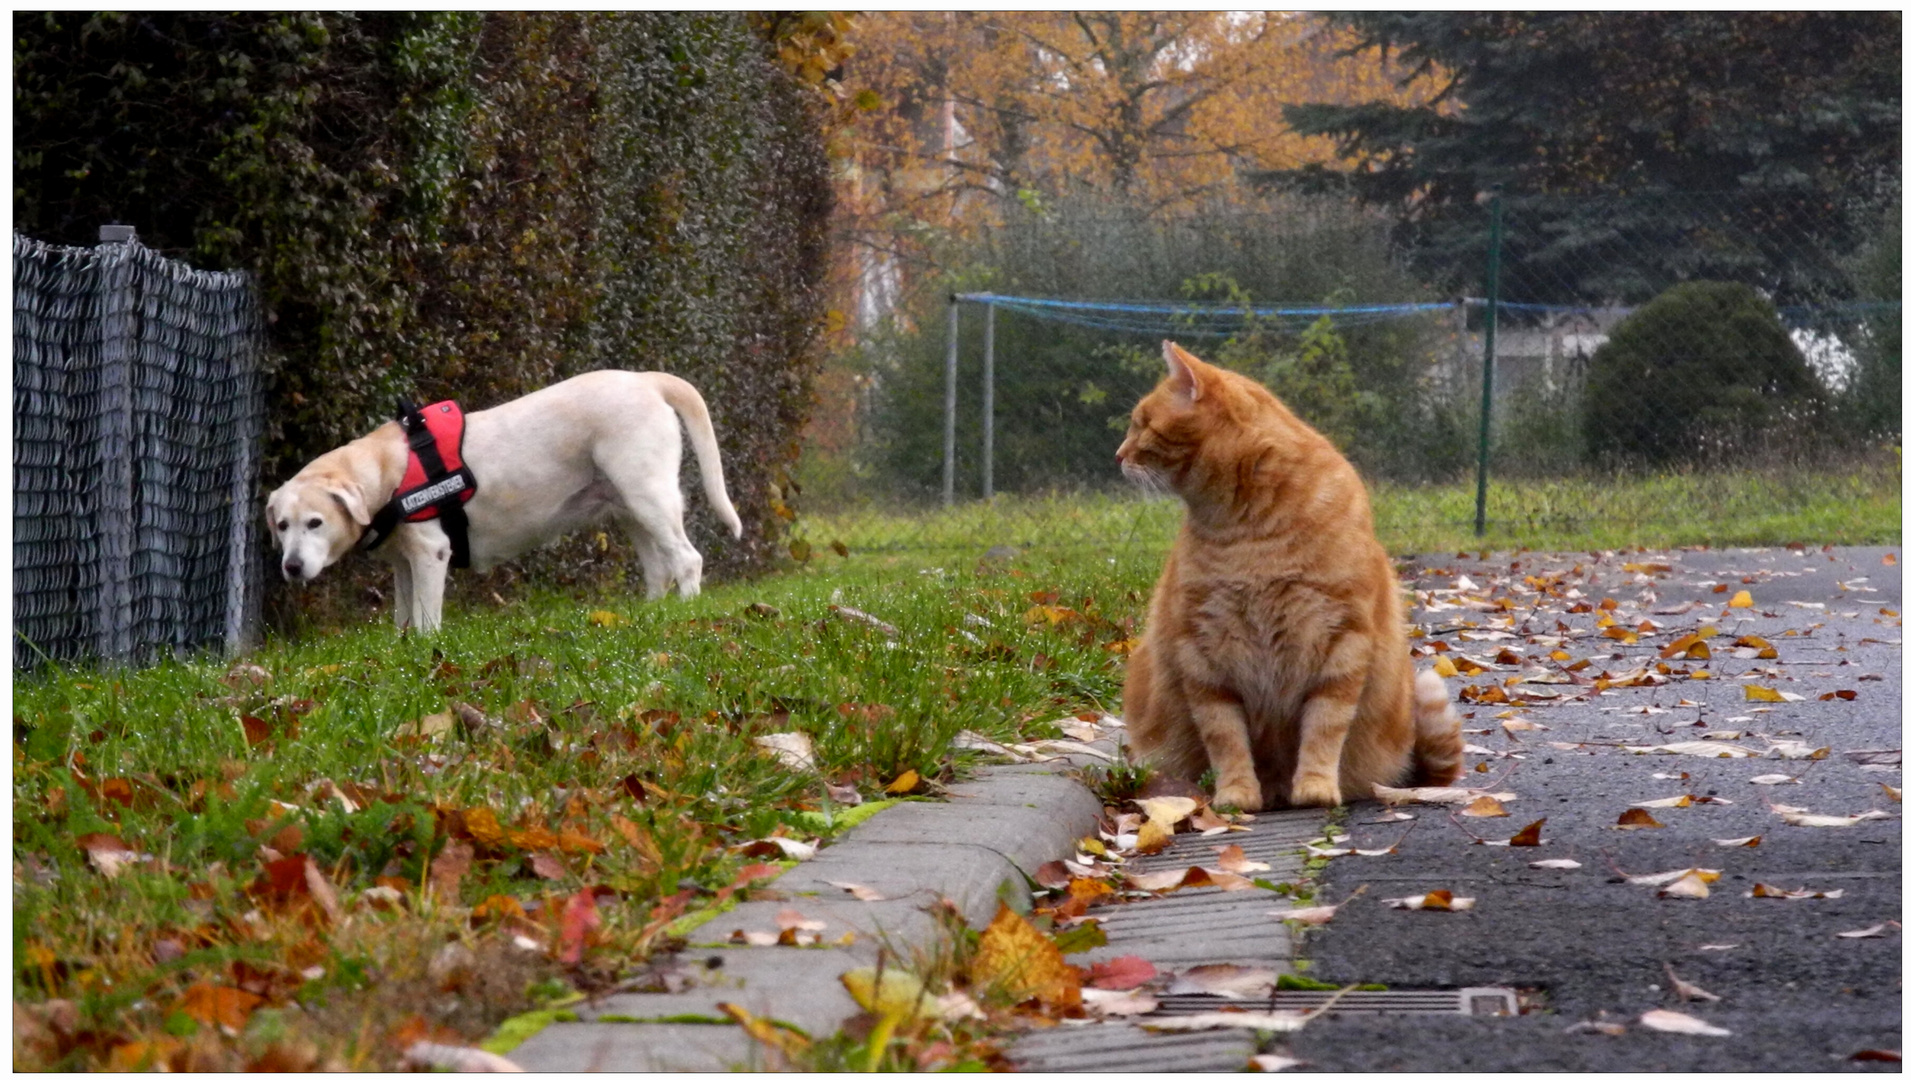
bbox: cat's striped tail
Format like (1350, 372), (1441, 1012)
(1409, 669), (1465, 786)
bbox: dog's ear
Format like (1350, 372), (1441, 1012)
(327, 482), (372, 527)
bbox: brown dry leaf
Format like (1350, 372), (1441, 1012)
(527, 852), (567, 881)
(1133, 795), (1200, 829)
(1747, 882), (1845, 900)
(1625, 741), (1756, 759)
(1501, 717), (1548, 733)
(76, 832), (144, 878)
(1639, 1008), (1731, 1037)
(1461, 795), (1510, 818)
(303, 859), (343, 923)
(1143, 1011), (1312, 1033)
(1835, 922), (1898, 939)
(1507, 819), (1546, 847)
(1211, 844), (1272, 874)
(1188, 805), (1246, 833)
(1625, 867), (1721, 887)
(1775, 808), (1893, 828)
(1614, 808), (1666, 830)
(179, 982), (264, 1032)
(1657, 871), (1712, 900)
(1080, 986), (1160, 1017)
(403, 1042), (525, 1073)
(824, 880), (886, 902)
(969, 902), (1081, 1008)
(753, 732), (816, 771)
(1381, 890), (1475, 911)
(398, 710), (457, 740)
(1085, 955), (1158, 991)
(774, 908), (827, 932)
(1883, 785), (1902, 803)
(1373, 783), (1519, 806)
(1166, 963), (1280, 998)
(1631, 795), (1694, 809)
(1662, 964), (1722, 1003)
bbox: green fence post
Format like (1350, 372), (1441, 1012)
(1474, 189), (1504, 538)
(943, 296), (959, 508)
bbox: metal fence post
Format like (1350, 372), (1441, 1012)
(96, 225), (137, 664)
(1473, 191), (1504, 539)
(942, 296), (959, 507)
(981, 300), (995, 501)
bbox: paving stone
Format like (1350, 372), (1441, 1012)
(848, 800), (1087, 877)
(575, 947), (866, 1037)
(1006, 1023), (1258, 1072)
(769, 839), (1024, 928)
(507, 1020), (772, 1072)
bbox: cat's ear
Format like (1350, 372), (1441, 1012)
(1163, 340), (1204, 402)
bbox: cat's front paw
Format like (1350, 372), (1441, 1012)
(1289, 773), (1344, 808)
(1212, 777), (1264, 814)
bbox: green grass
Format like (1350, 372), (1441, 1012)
(795, 461), (1902, 560)
(11, 548), (1152, 1070)
(12, 459), (1898, 1068)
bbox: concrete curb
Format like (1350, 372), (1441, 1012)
(504, 752), (1109, 1071)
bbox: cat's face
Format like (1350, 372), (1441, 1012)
(1115, 341), (1213, 494)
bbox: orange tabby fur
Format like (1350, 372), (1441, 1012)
(1118, 341), (1463, 810)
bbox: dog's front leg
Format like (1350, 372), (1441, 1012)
(390, 560), (415, 630)
(409, 553), (448, 633)
(403, 523), (452, 632)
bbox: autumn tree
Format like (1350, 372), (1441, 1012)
(841, 12), (1433, 227)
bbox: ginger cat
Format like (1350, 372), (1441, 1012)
(1118, 341), (1463, 810)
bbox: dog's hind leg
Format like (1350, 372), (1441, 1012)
(601, 463), (702, 600)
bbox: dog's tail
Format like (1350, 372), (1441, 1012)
(656, 375), (743, 538)
(1408, 668), (1465, 787)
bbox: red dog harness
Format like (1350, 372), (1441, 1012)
(360, 400), (479, 568)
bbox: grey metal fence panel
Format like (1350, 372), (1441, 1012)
(13, 231), (263, 669)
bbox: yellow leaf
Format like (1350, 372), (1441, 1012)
(840, 966), (936, 1021)
(1134, 818), (1173, 854)
(718, 1002), (813, 1061)
(1460, 795), (1510, 818)
(884, 770), (919, 795)
(463, 806), (508, 847)
(1727, 590), (1754, 609)
(1432, 655), (1459, 678)
(587, 609), (626, 628)
(969, 902), (1081, 1008)
(1744, 685), (1786, 703)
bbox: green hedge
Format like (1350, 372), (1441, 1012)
(14, 12), (831, 593)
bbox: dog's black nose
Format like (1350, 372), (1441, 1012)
(283, 559), (304, 581)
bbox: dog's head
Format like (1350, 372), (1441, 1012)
(264, 475), (372, 584)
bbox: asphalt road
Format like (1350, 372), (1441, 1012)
(1288, 545), (1903, 1071)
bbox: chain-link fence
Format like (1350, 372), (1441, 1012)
(795, 192), (1899, 560)
(14, 229), (264, 669)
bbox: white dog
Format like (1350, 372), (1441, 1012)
(265, 370), (742, 631)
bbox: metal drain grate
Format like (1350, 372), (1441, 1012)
(1154, 987), (1520, 1017)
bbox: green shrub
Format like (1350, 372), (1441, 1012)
(1583, 281), (1826, 465)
